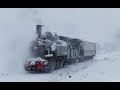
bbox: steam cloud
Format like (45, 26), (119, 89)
(0, 8), (40, 74)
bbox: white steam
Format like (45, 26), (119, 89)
(0, 8), (40, 74)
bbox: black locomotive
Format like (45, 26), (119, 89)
(24, 25), (96, 72)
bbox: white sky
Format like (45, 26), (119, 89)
(0, 8), (120, 44)
(33, 8), (120, 45)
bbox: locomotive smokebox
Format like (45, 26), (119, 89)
(36, 25), (43, 38)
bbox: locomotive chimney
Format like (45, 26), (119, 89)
(36, 25), (43, 38)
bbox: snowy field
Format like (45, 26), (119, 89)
(0, 51), (120, 82)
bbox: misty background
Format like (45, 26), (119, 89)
(0, 8), (120, 74)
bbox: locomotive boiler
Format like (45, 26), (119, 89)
(24, 25), (96, 73)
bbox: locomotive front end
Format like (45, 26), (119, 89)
(24, 57), (48, 72)
(24, 25), (55, 73)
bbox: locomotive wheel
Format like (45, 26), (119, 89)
(50, 60), (56, 71)
(59, 56), (65, 68)
(60, 59), (64, 68)
(56, 56), (66, 69)
(44, 58), (56, 73)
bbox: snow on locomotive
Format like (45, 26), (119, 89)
(24, 25), (96, 72)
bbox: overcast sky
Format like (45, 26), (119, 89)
(27, 8), (120, 44)
(1, 8), (120, 44)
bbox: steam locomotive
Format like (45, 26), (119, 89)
(24, 25), (96, 73)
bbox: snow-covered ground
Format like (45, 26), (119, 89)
(0, 51), (120, 82)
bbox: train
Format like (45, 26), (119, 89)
(24, 25), (96, 73)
